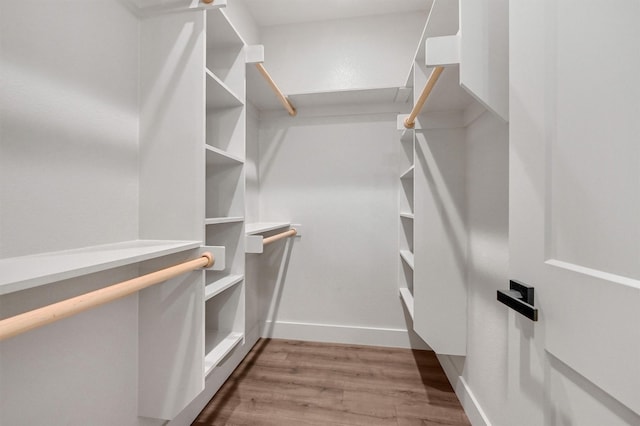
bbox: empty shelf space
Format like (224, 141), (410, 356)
(245, 222), (291, 235)
(206, 8), (244, 49)
(400, 212), (415, 220)
(400, 166), (415, 179)
(205, 216), (245, 225)
(205, 275), (244, 301)
(400, 129), (414, 143)
(399, 288), (415, 319)
(0, 240), (202, 296)
(204, 331), (244, 376)
(205, 145), (244, 166)
(400, 250), (415, 270)
(206, 69), (244, 109)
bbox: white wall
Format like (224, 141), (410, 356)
(460, 111), (510, 425)
(254, 110), (426, 348)
(260, 12), (428, 94)
(0, 0), (140, 257)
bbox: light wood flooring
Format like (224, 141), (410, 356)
(193, 338), (471, 426)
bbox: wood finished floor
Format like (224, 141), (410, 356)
(193, 338), (471, 426)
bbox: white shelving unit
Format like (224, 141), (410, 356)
(0, 3), (234, 420)
(203, 7), (247, 377)
(398, 123), (415, 319)
(398, 0), (482, 356)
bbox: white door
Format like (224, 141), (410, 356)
(510, 0), (639, 416)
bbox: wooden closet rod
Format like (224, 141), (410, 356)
(255, 63), (297, 116)
(263, 228), (297, 246)
(0, 253), (214, 342)
(404, 66), (445, 128)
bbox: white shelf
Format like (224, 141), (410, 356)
(205, 274), (244, 301)
(204, 330), (244, 376)
(400, 166), (415, 180)
(205, 216), (244, 226)
(247, 63), (407, 111)
(400, 250), (415, 270)
(399, 288), (415, 319)
(245, 222), (291, 235)
(205, 145), (244, 166)
(0, 240), (202, 296)
(400, 212), (415, 220)
(206, 68), (244, 110)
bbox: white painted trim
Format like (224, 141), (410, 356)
(426, 33), (460, 67)
(168, 324), (261, 426)
(457, 376), (492, 426)
(260, 320), (429, 349)
(437, 354), (492, 426)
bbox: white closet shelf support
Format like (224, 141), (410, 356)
(0, 251), (220, 342)
(245, 224), (301, 254)
(0, 240), (209, 296)
(426, 34), (460, 68)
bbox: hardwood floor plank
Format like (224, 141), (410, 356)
(193, 339), (469, 426)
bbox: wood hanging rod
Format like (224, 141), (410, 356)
(263, 228), (297, 246)
(0, 253), (214, 342)
(404, 66), (445, 128)
(255, 63), (297, 117)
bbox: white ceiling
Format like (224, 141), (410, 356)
(242, 0), (432, 27)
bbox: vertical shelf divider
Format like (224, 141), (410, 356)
(203, 8), (247, 379)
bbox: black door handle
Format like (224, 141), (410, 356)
(497, 280), (538, 321)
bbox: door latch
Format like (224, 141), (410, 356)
(497, 280), (538, 321)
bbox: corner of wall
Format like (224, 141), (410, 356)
(437, 354), (491, 426)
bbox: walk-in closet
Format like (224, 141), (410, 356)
(1, 1), (638, 425)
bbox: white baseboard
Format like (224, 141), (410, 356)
(168, 324), (261, 426)
(437, 354), (492, 426)
(260, 320), (429, 349)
